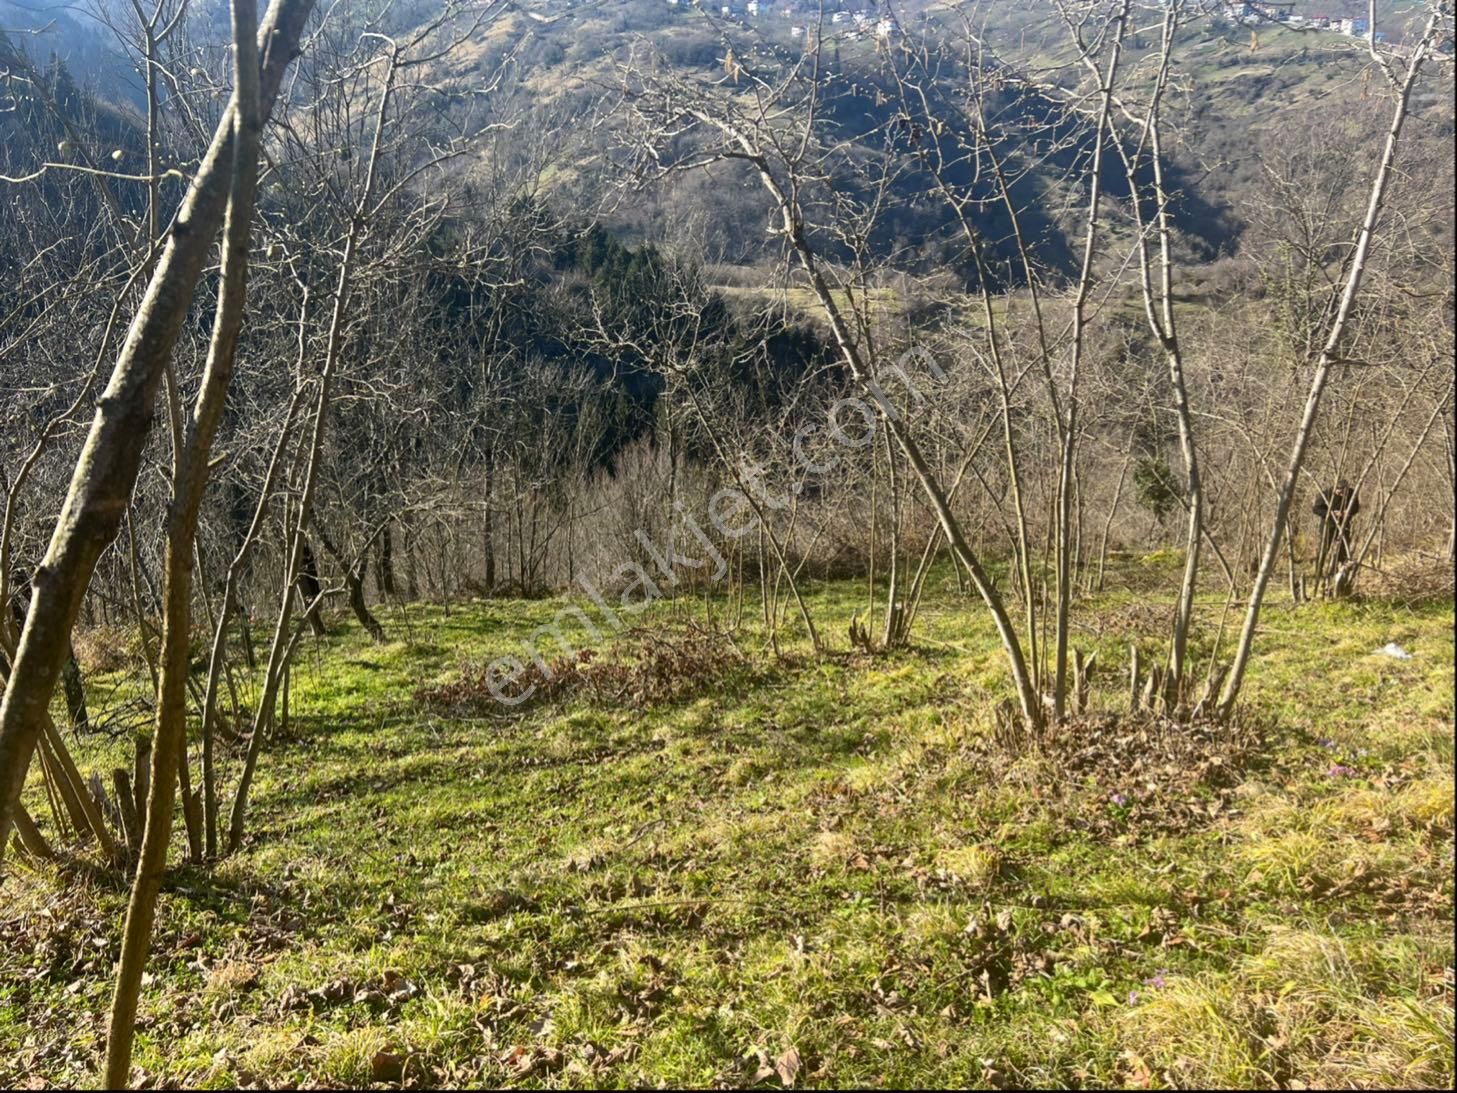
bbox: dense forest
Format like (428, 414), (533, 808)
(0, 1), (1453, 1088)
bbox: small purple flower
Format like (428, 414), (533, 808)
(1127, 990), (1140, 1005)
(1110, 792), (1129, 807)
(1142, 971), (1168, 989)
(1328, 764), (1356, 778)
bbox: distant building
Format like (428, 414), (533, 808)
(791, 23), (804, 38)
(831, 11), (847, 23)
(1226, 0), (1294, 23)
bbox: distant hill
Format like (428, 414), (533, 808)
(413, 0), (1443, 279)
(3, 0), (1447, 285)
(0, 0), (144, 110)
(399, 0), (1238, 282)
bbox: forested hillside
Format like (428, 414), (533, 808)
(1, 1), (1453, 1088)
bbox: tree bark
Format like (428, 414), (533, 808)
(100, 2), (311, 1085)
(318, 526), (387, 643)
(60, 649), (89, 731)
(0, 0), (317, 870)
(377, 521), (396, 596)
(296, 538), (327, 636)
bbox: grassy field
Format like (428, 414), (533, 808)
(2, 560), (1453, 1089)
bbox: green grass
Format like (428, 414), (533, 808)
(2, 561), (1452, 1088)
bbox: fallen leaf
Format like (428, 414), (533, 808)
(370, 1049), (405, 1083)
(775, 1045), (802, 1087)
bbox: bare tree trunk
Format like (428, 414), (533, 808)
(1112, 2), (1202, 705)
(712, 126), (1042, 725)
(60, 649), (89, 731)
(105, 2), (299, 1083)
(228, 41), (403, 853)
(1096, 444), (1133, 593)
(0, 0), (317, 867)
(1218, 19), (1439, 716)
(867, 436), (878, 637)
(126, 511), (160, 694)
(200, 381), (307, 857)
(9, 573), (89, 731)
(10, 802), (52, 860)
(377, 521), (396, 596)
(405, 515), (421, 600)
(296, 538), (327, 636)
(318, 526), (387, 642)
(483, 449), (496, 591)
(902, 421), (993, 640)
(1055, 0), (1128, 721)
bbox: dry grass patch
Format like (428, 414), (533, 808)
(808, 830), (859, 871)
(71, 623), (144, 675)
(416, 624), (755, 714)
(1235, 773), (1454, 911)
(1120, 927), (1454, 1089)
(933, 843), (1005, 888)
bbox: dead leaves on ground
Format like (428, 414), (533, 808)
(416, 623), (758, 715)
(964, 710), (1270, 841)
(276, 968), (421, 1016)
(713, 1044), (805, 1088)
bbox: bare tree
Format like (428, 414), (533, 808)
(0, 0), (316, 869)
(103, 0), (278, 1079)
(1217, 4), (1451, 716)
(618, 41), (1046, 725)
